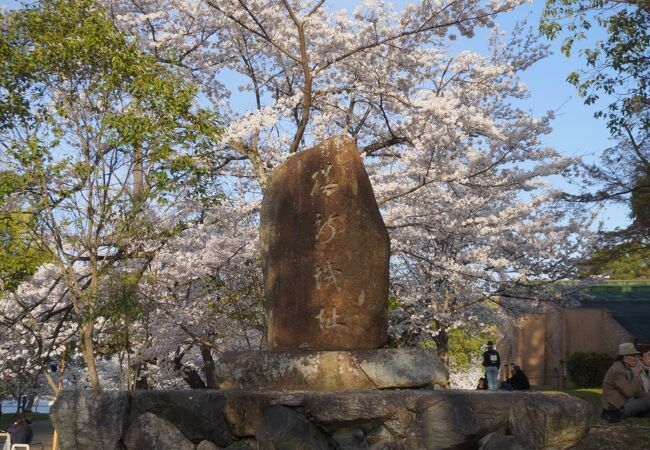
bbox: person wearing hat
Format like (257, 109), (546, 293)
(601, 342), (650, 422)
(482, 340), (501, 391)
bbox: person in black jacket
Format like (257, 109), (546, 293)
(482, 341), (501, 390)
(507, 365), (530, 390)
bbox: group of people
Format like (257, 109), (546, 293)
(601, 342), (650, 422)
(475, 339), (650, 424)
(476, 341), (530, 391)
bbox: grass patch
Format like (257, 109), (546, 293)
(536, 386), (603, 410)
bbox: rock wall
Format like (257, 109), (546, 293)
(51, 389), (594, 450)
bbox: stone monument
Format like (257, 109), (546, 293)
(50, 136), (595, 450)
(261, 135), (389, 350)
(212, 135), (447, 391)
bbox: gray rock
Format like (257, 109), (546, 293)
(261, 136), (390, 350)
(508, 392), (594, 449)
(479, 432), (530, 450)
(213, 348), (448, 391)
(129, 390), (233, 446)
(357, 347), (448, 389)
(224, 441), (259, 450)
(299, 391), (419, 438)
(51, 389), (593, 450)
(255, 405), (331, 450)
(409, 391), (509, 449)
(368, 442), (406, 450)
(50, 390), (129, 450)
(197, 440), (221, 450)
(332, 427), (367, 449)
(50, 390), (79, 450)
(123, 412), (194, 450)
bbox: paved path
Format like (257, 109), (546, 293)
(31, 421), (54, 450)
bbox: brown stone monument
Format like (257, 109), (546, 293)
(211, 135), (447, 391)
(260, 136), (389, 350)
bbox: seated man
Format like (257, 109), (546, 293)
(602, 342), (650, 422)
(7, 414), (32, 444)
(507, 365), (530, 390)
(640, 345), (650, 394)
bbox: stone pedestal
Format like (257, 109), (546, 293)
(51, 389), (595, 450)
(212, 347), (448, 391)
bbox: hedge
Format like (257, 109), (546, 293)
(566, 351), (615, 388)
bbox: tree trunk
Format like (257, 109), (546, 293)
(82, 321), (101, 389)
(133, 142), (145, 203)
(201, 346), (217, 389)
(433, 327), (449, 366)
(172, 354), (207, 389)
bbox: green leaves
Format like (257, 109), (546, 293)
(540, 0), (650, 136)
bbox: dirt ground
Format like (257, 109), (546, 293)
(572, 417), (650, 450)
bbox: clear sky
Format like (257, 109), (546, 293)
(1, 0), (631, 229)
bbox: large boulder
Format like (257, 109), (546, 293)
(129, 390), (233, 446)
(256, 405), (331, 450)
(123, 412), (194, 450)
(508, 393), (594, 449)
(50, 390), (129, 450)
(408, 391), (593, 450)
(261, 136), (390, 350)
(213, 348), (448, 391)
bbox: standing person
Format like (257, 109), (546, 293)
(601, 342), (650, 422)
(482, 340), (501, 391)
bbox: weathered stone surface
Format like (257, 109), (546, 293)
(197, 440), (221, 450)
(261, 135), (390, 350)
(224, 443), (258, 450)
(123, 412), (194, 450)
(298, 391), (420, 437)
(479, 432), (530, 450)
(409, 390), (510, 449)
(508, 393), (594, 449)
(256, 405), (331, 450)
(332, 427), (368, 449)
(129, 389), (234, 446)
(50, 390), (129, 450)
(52, 389), (593, 450)
(213, 348), (448, 391)
(408, 391), (594, 450)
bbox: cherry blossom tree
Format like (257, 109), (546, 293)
(102, 0), (595, 362)
(2, 0), (598, 390)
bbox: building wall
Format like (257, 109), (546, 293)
(498, 307), (634, 387)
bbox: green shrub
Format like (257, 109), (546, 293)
(566, 351), (615, 388)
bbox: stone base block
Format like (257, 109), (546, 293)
(212, 347), (448, 391)
(51, 389), (595, 450)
